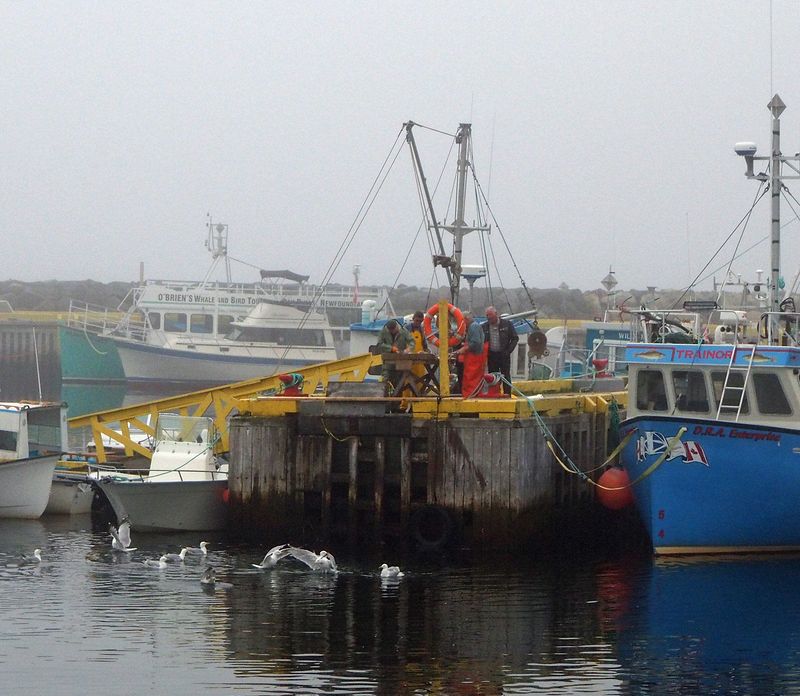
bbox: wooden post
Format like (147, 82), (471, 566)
(438, 299), (450, 396)
(373, 436), (385, 543)
(348, 436), (359, 545)
(400, 437), (411, 529)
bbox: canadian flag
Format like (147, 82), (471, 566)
(636, 431), (710, 466)
(682, 441), (709, 466)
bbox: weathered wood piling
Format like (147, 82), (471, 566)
(228, 395), (624, 553)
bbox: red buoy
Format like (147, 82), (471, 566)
(222, 488), (230, 504)
(597, 467), (634, 510)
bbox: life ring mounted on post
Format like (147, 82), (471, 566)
(422, 302), (466, 347)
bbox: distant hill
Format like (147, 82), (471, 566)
(0, 279), (719, 321)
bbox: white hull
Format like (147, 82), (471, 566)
(97, 478), (228, 531)
(45, 473), (95, 515)
(0, 456), (58, 519)
(112, 338), (336, 384)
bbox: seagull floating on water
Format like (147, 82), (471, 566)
(109, 518), (136, 552)
(379, 563), (404, 579)
(143, 555), (168, 569)
(199, 566), (233, 589)
(288, 547), (337, 573)
(19, 549), (43, 565)
(164, 548), (189, 562)
(252, 543), (292, 569)
(186, 541), (209, 555)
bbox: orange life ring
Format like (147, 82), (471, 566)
(422, 303), (466, 347)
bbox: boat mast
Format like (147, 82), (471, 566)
(769, 96), (783, 327)
(736, 94), (800, 343)
(202, 218), (232, 288)
(405, 122), (490, 306)
(440, 124), (491, 306)
(405, 122), (454, 297)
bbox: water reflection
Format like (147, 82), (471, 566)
(613, 554), (800, 695)
(0, 517), (624, 694)
(4, 373), (800, 693)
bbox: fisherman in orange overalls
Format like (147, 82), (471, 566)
(456, 311), (487, 398)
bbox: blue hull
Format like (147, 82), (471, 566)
(620, 415), (800, 553)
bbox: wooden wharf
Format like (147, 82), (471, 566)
(228, 385), (626, 553)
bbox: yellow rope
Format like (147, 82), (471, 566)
(547, 427), (688, 491)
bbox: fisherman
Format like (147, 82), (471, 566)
(482, 306), (519, 395)
(405, 310), (429, 381)
(376, 319), (414, 393)
(456, 311), (487, 397)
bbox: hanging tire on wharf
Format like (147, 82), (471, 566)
(410, 504), (454, 552)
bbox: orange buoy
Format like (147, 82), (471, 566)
(596, 467), (634, 510)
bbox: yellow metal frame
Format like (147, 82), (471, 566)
(68, 335), (628, 463)
(235, 391), (627, 420)
(68, 352), (382, 463)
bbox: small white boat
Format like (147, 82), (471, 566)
(0, 401), (66, 519)
(44, 471), (95, 515)
(95, 413), (228, 531)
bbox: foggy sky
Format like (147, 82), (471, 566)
(3, 1), (800, 295)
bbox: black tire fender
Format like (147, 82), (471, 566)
(410, 504), (453, 552)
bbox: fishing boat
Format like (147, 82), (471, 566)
(61, 219), (393, 385)
(0, 401), (66, 519)
(107, 300), (339, 385)
(44, 470), (95, 515)
(618, 94), (800, 554)
(95, 413), (228, 531)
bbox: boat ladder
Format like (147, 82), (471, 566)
(715, 343), (756, 421)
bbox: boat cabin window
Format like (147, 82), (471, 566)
(0, 429), (17, 452)
(217, 314), (235, 335)
(226, 326), (327, 347)
(636, 370), (668, 411)
(711, 371), (750, 415)
(146, 312), (161, 330)
(163, 312), (188, 332)
(190, 313), (214, 334)
(752, 373), (792, 415)
(671, 370), (709, 412)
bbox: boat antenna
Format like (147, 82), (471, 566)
(733, 94), (800, 343)
(202, 217), (231, 286)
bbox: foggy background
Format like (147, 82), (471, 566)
(2, 1), (800, 294)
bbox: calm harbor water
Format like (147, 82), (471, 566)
(2, 370), (800, 694)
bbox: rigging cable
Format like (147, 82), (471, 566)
(472, 173), (538, 312)
(377, 132), (457, 316)
(272, 127), (407, 371)
(668, 182), (769, 309)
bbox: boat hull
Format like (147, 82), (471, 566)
(620, 415), (800, 554)
(58, 325), (125, 383)
(45, 472), (95, 515)
(112, 338), (335, 385)
(0, 455), (58, 519)
(96, 478), (228, 531)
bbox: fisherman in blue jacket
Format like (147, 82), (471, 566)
(482, 306), (518, 394)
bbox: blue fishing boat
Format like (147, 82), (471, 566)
(619, 94), (800, 554)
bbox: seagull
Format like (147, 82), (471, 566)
(164, 548), (189, 562)
(186, 541), (209, 555)
(200, 567), (216, 586)
(143, 555), (168, 569)
(379, 563), (404, 579)
(19, 549), (43, 565)
(109, 518), (136, 552)
(252, 543), (292, 569)
(288, 547), (337, 573)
